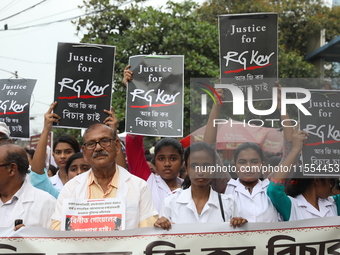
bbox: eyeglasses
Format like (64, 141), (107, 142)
(83, 138), (115, 150)
(0, 163), (10, 167)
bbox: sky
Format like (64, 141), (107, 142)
(0, 0), (334, 137)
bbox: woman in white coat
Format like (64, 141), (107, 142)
(154, 142), (247, 230)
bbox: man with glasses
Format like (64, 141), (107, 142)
(0, 144), (56, 230)
(0, 122), (12, 145)
(51, 123), (158, 230)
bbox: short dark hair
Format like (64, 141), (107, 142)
(154, 137), (184, 161)
(24, 148), (35, 159)
(182, 142), (216, 189)
(65, 152), (84, 174)
(53, 134), (80, 153)
(0, 144), (29, 177)
(234, 142), (264, 162)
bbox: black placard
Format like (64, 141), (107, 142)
(53, 42), (115, 129)
(298, 90), (340, 176)
(219, 13), (278, 101)
(125, 55), (184, 137)
(0, 79), (36, 138)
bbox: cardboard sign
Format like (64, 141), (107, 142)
(53, 42), (115, 129)
(125, 55), (184, 137)
(61, 198), (125, 231)
(219, 13), (278, 101)
(0, 79), (36, 138)
(298, 90), (340, 176)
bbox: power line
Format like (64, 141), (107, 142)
(0, 0), (49, 22)
(12, 7), (79, 27)
(0, 0), (136, 31)
(0, 0), (22, 15)
(0, 55), (54, 65)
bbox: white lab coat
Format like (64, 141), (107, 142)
(225, 178), (279, 222)
(49, 170), (64, 192)
(0, 179), (56, 228)
(160, 187), (238, 223)
(289, 194), (337, 221)
(147, 174), (183, 213)
(52, 165), (158, 230)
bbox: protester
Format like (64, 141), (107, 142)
(65, 152), (91, 180)
(154, 142), (247, 230)
(51, 123), (158, 230)
(49, 134), (80, 190)
(204, 88), (280, 222)
(123, 65), (184, 212)
(48, 164), (58, 177)
(0, 122), (12, 145)
(29, 102), (124, 198)
(0, 144), (56, 230)
(126, 135), (184, 213)
(267, 125), (340, 221)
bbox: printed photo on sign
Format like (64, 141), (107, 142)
(0, 79), (36, 138)
(61, 198), (125, 231)
(53, 42), (115, 129)
(298, 90), (340, 176)
(125, 55), (184, 137)
(219, 13), (278, 101)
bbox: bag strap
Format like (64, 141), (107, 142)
(218, 193), (225, 222)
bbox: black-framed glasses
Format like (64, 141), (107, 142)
(0, 163), (10, 167)
(83, 138), (115, 150)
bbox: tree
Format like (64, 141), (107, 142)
(75, 0), (219, 136)
(74, 0), (340, 135)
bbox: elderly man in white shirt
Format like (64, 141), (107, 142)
(0, 144), (56, 230)
(51, 123), (158, 230)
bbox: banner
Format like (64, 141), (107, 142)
(125, 55), (184, 137)
(219, 13), (278, 101)
(298, 90), (340, 176)
(1, 217), (340, 254)
(0, 79), (36, 138)
(53, 42), (115, 129)
(30, 132), (53, 149)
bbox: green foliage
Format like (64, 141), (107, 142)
(52, 128), (82, 145)
(74, 0), (340, 135)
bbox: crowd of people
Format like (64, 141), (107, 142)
(0, 70), (339, 233)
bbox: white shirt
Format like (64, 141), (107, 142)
(160, 187), (238, 223)
(52, 165), (158, 230)
(49, 170), (64, 192)
(0, 179), (56, 228)
(225, 178), (279, 222)
(147, 174), (182, 213)
(289, 194), (337, 221)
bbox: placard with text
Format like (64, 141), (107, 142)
(53, 42), (115, 129)
(219, 13), (278, 101)
(61, 198), (125, 231)
(125, 55), (184, 137)
(0, 79), (36, 138)
(298, 90), (340, 176)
